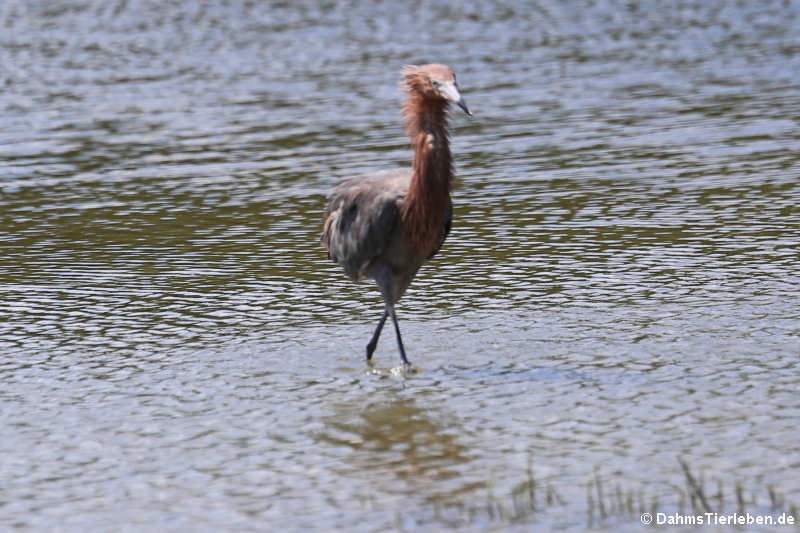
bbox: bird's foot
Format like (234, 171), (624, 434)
(365, 343), (376, 362)
(400, 360), (418, 374)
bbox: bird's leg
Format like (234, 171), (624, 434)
(366, 309), (389, 361)
(370, 265), (411, 368)
(389, 308), (411, 367)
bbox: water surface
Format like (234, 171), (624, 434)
(1, 1), (799, 531)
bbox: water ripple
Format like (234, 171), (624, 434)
(2, 0), (800, 531)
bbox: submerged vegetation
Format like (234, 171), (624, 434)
(586, 458), (799, 529)
(387, 456), (798, 530)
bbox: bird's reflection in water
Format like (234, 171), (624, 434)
(317, 396), (471, 492)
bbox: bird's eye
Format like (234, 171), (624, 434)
(432, 80), (441, 89)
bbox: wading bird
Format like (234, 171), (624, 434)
(321, 63), (471, 368)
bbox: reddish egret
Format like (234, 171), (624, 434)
(321, 63), (471, 368)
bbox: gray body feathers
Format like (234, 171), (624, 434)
(321, 169), (452, 305)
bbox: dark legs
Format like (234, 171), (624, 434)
(367, 265), (412, 367)
(366, 309), (388, 361)
(389, 308), (409, 366)
(365, 306), (410, 367)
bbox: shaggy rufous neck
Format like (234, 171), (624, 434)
(401, 91), (453, 255)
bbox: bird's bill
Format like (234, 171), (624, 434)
(440, 81), (472, 116)
(456, 97), (472, 116)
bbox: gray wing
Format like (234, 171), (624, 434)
(321, 170), (411, 280)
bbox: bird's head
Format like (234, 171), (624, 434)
(403, 63), (471, 116)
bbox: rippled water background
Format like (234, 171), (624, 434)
(2, 1), (799, 531)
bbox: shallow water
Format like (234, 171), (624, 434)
(2, 1), (799, 531)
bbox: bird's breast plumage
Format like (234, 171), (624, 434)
(321, 169), (451, 281)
